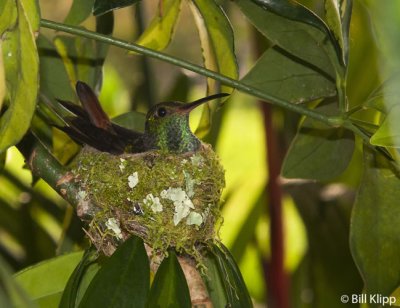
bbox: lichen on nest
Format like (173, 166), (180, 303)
(71, 144), (225, 260)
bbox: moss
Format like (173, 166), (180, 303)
(71, 144), (225, 261)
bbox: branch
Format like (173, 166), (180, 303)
(40, 19), (340, 127)
(18, 138), (80, 207)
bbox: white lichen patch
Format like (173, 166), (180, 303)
(143, 194), (163, 213)
(78, 190), (87, 200)
(186, 211), (203, 226)
(183, 170), (196, 198)
(128, 172), (139, 188)
(119, 158), (126, 172)
(161, 187), (195, 225)
(105, 218), (123, 239)
(190, 154), (204, 167)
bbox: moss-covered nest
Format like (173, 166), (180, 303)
(71, 144), (225, 259)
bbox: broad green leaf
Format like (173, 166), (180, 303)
(282, 103), (354, 180)
(188, 0), (238, 137)
(210, 242), (253, 308)
(79, 236), (149, 308)
(242, 47), (336, 104)
(93, 0), (141, 16)
(135, 0), (182, 51)
(350, 147), (400, 296)
(14, 251), (84, 307)
(202, 252), (228, 308)
(59, 249), (98, 308)
(370, 104), (400, 148)
(112, 111), (146, 133)
(147, 251), (191, 308)
(64, 0), (95, 25)
(235, 0), (340, 76)
(0, 0), (39, 154)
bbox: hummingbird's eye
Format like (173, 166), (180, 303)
(156, 107), (167, 118)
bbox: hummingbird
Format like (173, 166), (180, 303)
(56, 81), (228, 154)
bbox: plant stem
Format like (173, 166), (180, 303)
(39, 19), (379, 146)
(40, 19), (336, 126)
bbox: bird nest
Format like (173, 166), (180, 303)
(70, 144), (225, 260)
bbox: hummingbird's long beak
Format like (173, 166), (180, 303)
(178, 93), (230, 114)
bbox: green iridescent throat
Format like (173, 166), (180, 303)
(144, 114), (201, 153)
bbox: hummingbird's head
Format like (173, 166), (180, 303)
(144, 93), (229, 153)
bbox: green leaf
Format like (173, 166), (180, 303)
(242, 47), (336, 104)
(147, 250), (191, 308)
(210, 242), (253, 308)
(135, 0), (181, 51)
(53, 34), (105, 90)
(0, 255), (35, 308)
(64, 0), (95, 25)
(59, 249), (98, 308)
(112, 111), (146, 133)
(188, 0), (238, 137)
(202, 252), (228, 307)
(282, 103), (354, 180)
(37, 35), (75, 102)
(370, 104), (400, 148)
(93, 0), (141, 16)
(350, 147), (400, 296)
(235, 0), (340, 75)
(325, 0), (352, 65)
(79, 236), (149, 308)
(364, 72), (400, 113)
(0, 0), (39, 154)
(14, 251), (84, 307)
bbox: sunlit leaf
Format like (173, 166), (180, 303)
(93, 0), (141, 16)
(135, 0), (182, 51)
(14, 252), (84, 307)
(64, 0), (95, 25)
(210, 243), (253, 308)
(0, 0), (39, 154)
(282, 103), (354, 180)
(242, 47), (336, 104)
(350, 147), (400, 296)
(0, 256), (35, 308)
(147, 250), (191, 308)
(79, 236), (149, 308)
(188, 0), (238, 137)
(370, 104), (400, 148)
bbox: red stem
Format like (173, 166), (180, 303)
(261, 103), (289, 308)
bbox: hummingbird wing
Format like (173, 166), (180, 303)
(54, 82), (144, 154)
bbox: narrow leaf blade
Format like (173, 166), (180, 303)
(79, 236), (150, 308)
(147, 251), (191, 308)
